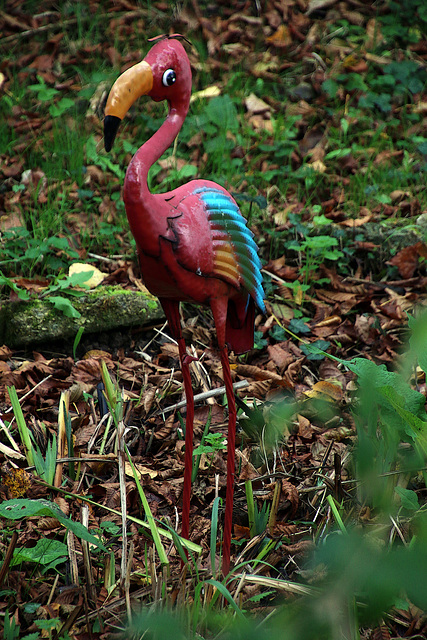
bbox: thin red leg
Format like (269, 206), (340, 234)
(159, 300), (194, 545)
(219, 345), (236, 576)
(179, 340), (195, 543)
(210, 298), (237, 576)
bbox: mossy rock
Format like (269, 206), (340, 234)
(0, 286), (163, 348)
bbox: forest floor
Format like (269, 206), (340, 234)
(0, 1), (427, 639)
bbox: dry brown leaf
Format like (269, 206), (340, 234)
(124, 461), (157, 479)
(298, 414), (314, 439)
(244, 93), (271, 116)
(280, 480), (299, 518)
(232, 363), (289, 387)
(267, 344), (294, 370)
(339, 213), (372, 227)
(266, 24), (292, 46)
(248, 115), (274, 132)
(388, 243), (426, 279)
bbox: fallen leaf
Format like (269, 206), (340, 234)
(308, 380), (343, 402)
(388, 243), (426, 279)
(266, 24), (292, 46)
(298, 414), (314, 438)
(244, 93), (271, 116)
(124, 461), (158, 480)
(339, 213), (372, 227)
(248, 114), (273, 132)
(191, 85), (221, 102)
(68, 263), (107, 288)
(309, 160), (326, 173)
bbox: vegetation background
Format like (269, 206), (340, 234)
(0, 0), (426, 638)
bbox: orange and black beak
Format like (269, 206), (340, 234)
(104, 60), (153, 152)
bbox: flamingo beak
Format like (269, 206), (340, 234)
(104, 60), (153, 152)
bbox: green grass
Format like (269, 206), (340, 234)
(1, 4), (426, 278)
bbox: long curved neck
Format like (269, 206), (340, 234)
(126, 104), (186, 197)
(123, 101), (188, 257)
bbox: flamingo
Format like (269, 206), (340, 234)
(104, 36), (265, 575)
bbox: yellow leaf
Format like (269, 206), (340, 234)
(125, 461), (158, 480)
(68, 263), (106, 288)
(309, 160), (326, 173)
(190, 85), (221, 102)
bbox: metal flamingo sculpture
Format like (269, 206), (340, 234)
(104, 36), (265, 575)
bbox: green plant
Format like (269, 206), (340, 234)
(0, 228), (79, 278)
(32, 434), (57, 485)
(286, 230), (343, 298)
(379, 0), (427, 44)
(193, 433), (227, 462)
(0, 499), (106, 551)
(7, 386), (34, 467)
(2, 610), (20, 640)
(28, 75), (75, 118)
(0, 267), (95, 318)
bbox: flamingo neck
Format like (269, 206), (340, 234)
(126, 105), (186, 196)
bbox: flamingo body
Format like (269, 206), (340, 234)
(104, 37), (264, 574)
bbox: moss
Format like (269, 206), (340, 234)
(0, 286), (163, 348)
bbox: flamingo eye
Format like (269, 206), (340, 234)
(162, 69), (176, 87)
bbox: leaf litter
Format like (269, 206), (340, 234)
(0, 0), (427, 638)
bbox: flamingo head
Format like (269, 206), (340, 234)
(104, 37), (192, 151)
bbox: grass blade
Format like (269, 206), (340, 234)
(210, 496), (221, 578)
(245, 479), (256, 538)
(7, 386), (34, 466)
(125, 446), (169, 568)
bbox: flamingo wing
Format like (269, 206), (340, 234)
(167, 185), (265, 311)
(195, 187), (265, 312)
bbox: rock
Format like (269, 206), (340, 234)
(0, 286), (163, 348)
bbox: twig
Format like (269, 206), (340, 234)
(156, 379), (249, 414)
(125, 541), (134, 623)
(4, 375), (52, 412)
(80, 504), (97, 604)
(0, 10), (143, 46)
(67, 529), (79, 585)
(0, 531), (18, 587)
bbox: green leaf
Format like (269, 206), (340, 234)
(0, 274), (30, 300)
(347, 358), (425, 418)
(269, 325), (287, 341)
(304, 235), (338, 250)
(288, 318), (311, 335)
(177, 164), (198, 178)
(345, 74), (368, 91)
(322, 79), (339, 98)
(254, 329), (268, 349)
(205, 95), (239, 133)
(0, 499), (106, 551)
(394, 487), (419, 512)
(35, 618), (61, 630)
(408, 312), (427, 375)
(301, 340), (331, 361)
(47, 295), (81, 318)
(11, 538), (67, 568)
(49, 97), (74, 117)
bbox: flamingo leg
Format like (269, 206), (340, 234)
(210, 298), (236, 576)
(159, 299), (194, 544)
(219, 344), (236, 577)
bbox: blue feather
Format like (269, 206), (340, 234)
(195, 187), (265, 311)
